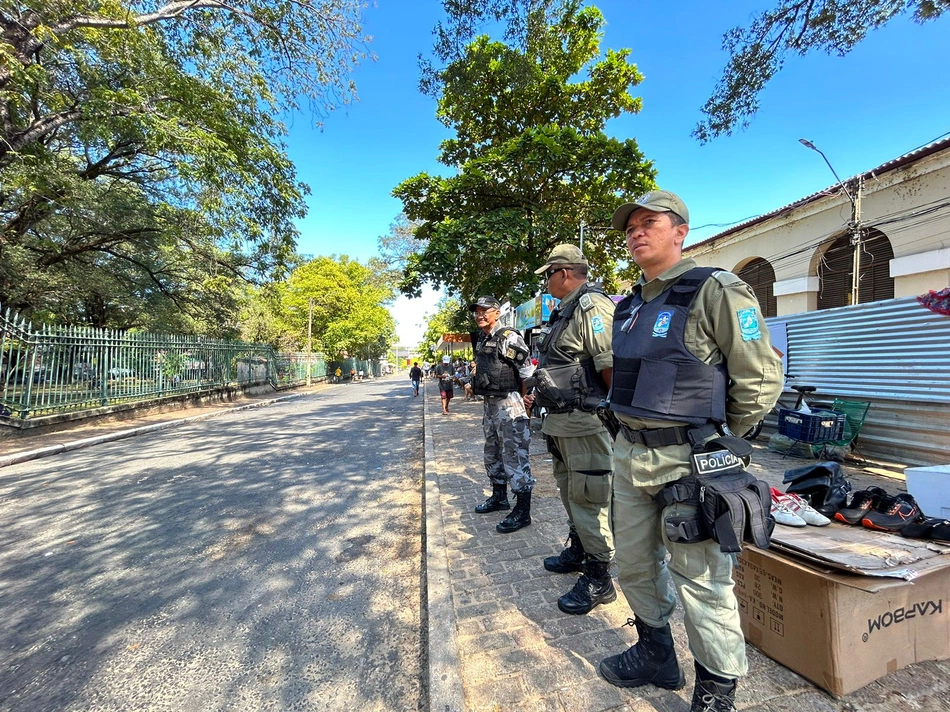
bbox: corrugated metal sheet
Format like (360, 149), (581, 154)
(765, 297), (950, 466)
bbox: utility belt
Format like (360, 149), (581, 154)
(652, 435), (774, 555)
(619, 422), (718, 448)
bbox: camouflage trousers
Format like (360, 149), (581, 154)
(482, 395), (534, 494)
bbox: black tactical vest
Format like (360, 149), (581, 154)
(472, 327), (522, 397)
(610, 267), (728, 426)
(534, 284), (607, 411)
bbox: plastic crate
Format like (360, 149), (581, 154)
(777, 409), (846, 443)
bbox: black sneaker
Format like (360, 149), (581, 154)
(861, 493), (924, 532)
(834, 487), (888, 525)
(900, 517), (950, 542)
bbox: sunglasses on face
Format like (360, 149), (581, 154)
(544, 266), (573, 280)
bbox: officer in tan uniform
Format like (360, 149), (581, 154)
(598, 191), (783, 712)
(524, 244), (616, 615)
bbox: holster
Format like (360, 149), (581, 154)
(655, 436), (773, 553)
(545, 434), (564, 463)
(595, 401), (621, 439)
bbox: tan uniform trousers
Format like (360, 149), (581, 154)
(612, 436), (748, 680)
(549, 429), (613, 563)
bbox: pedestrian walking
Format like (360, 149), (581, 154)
(409, 362), (423, 397)
(524, 244), (616, 615)
(600, 190), (783, 711)
(469, 296), (536, 533)
(436, 355), (455, 414)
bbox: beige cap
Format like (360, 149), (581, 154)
(611, 190), (690, 231)
(533, 243), (587, 275)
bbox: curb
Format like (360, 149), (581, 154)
(424, 381), (465, 712)
(0, 394), (302, 469)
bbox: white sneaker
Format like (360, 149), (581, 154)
(774, 489), (831, 526)
(770, 488), (807, 527)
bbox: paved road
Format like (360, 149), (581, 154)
(0, 380), (425, 712)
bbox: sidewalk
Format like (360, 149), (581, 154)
(421, 381), (950, 712)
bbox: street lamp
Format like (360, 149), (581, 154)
(799, 138), (864, 306)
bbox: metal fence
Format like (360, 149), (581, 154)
(0, 308), (328, 420)
(767, 296), (950, 465)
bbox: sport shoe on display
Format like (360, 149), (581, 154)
(770, 488), (806, 527)
(773, 489), (831, 526)
(899, 517), (950, 542)
(834, 487), (888, 525)
(861, 493), (924, 532)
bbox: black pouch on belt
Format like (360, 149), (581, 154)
(656, 436), (773, 553)
(693, 436), (773, 554)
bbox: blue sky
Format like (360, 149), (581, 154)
(285, 1), (950, 345)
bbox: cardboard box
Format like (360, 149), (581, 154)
(904, 464), (950, 519)
(734, 546), (950, 697)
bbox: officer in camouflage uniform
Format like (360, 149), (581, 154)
(599, 191), (783, 712)
(469, 296), (536, 533)
(524, 244), (616, 616)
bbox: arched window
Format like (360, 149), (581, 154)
(736, 258), (777, 318)
(817, 228), (894, 310)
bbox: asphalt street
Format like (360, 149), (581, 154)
(0, 379), (425, 712)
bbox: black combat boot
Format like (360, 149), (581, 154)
(557, 557), (617, 614)
(543, 529), (585, 573)
(496, 490), (531, 533)
(690, 662), (737, 712)
(599, 617), (685, 690)
(474, 483), (509, 513)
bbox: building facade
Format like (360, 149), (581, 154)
(685, 138), (950, 317)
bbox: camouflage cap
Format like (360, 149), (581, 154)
(533, 243), (588, 275)
(611, 190), (690, 231)
(468, 295), (502, 312)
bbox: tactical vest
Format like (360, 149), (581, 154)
(534, 284), (608, 413)
(611, 267), (728, 426)
(472, 327), (522, 397)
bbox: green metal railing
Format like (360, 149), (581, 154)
(0, 308), (329, 420)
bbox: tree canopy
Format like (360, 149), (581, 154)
(0, 1), (370, 328)
(273, 256), (396, 360)
(395, 0), (654, 306)
(694, 0), (949, 142)
(417, 296), (470, 362)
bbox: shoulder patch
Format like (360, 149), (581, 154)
(590, 315), (605, 334)
(578, 293), (595, 311)
(737, 307), (762, 341)
(712, 270), (744, 288)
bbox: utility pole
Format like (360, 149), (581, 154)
(799, 139), (864, 305)
(306, 297), (313, 387)
(579, 220), (585, 253)
(849, 176), (864, 306)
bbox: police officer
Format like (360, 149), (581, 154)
(524, 244), (616, 615)
(599, 191), (783, 711)
(469, 296), (536, 533)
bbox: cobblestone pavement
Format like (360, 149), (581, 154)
(421, 381), (950, 712)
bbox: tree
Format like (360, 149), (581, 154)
(395, 0), (654, 306)
(0, 1), (371, 325)
(278, 256), (396, 359)
(378, 213), (424, 272)
(418, 296), (468, 362)
(694, 0), (949, 142)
